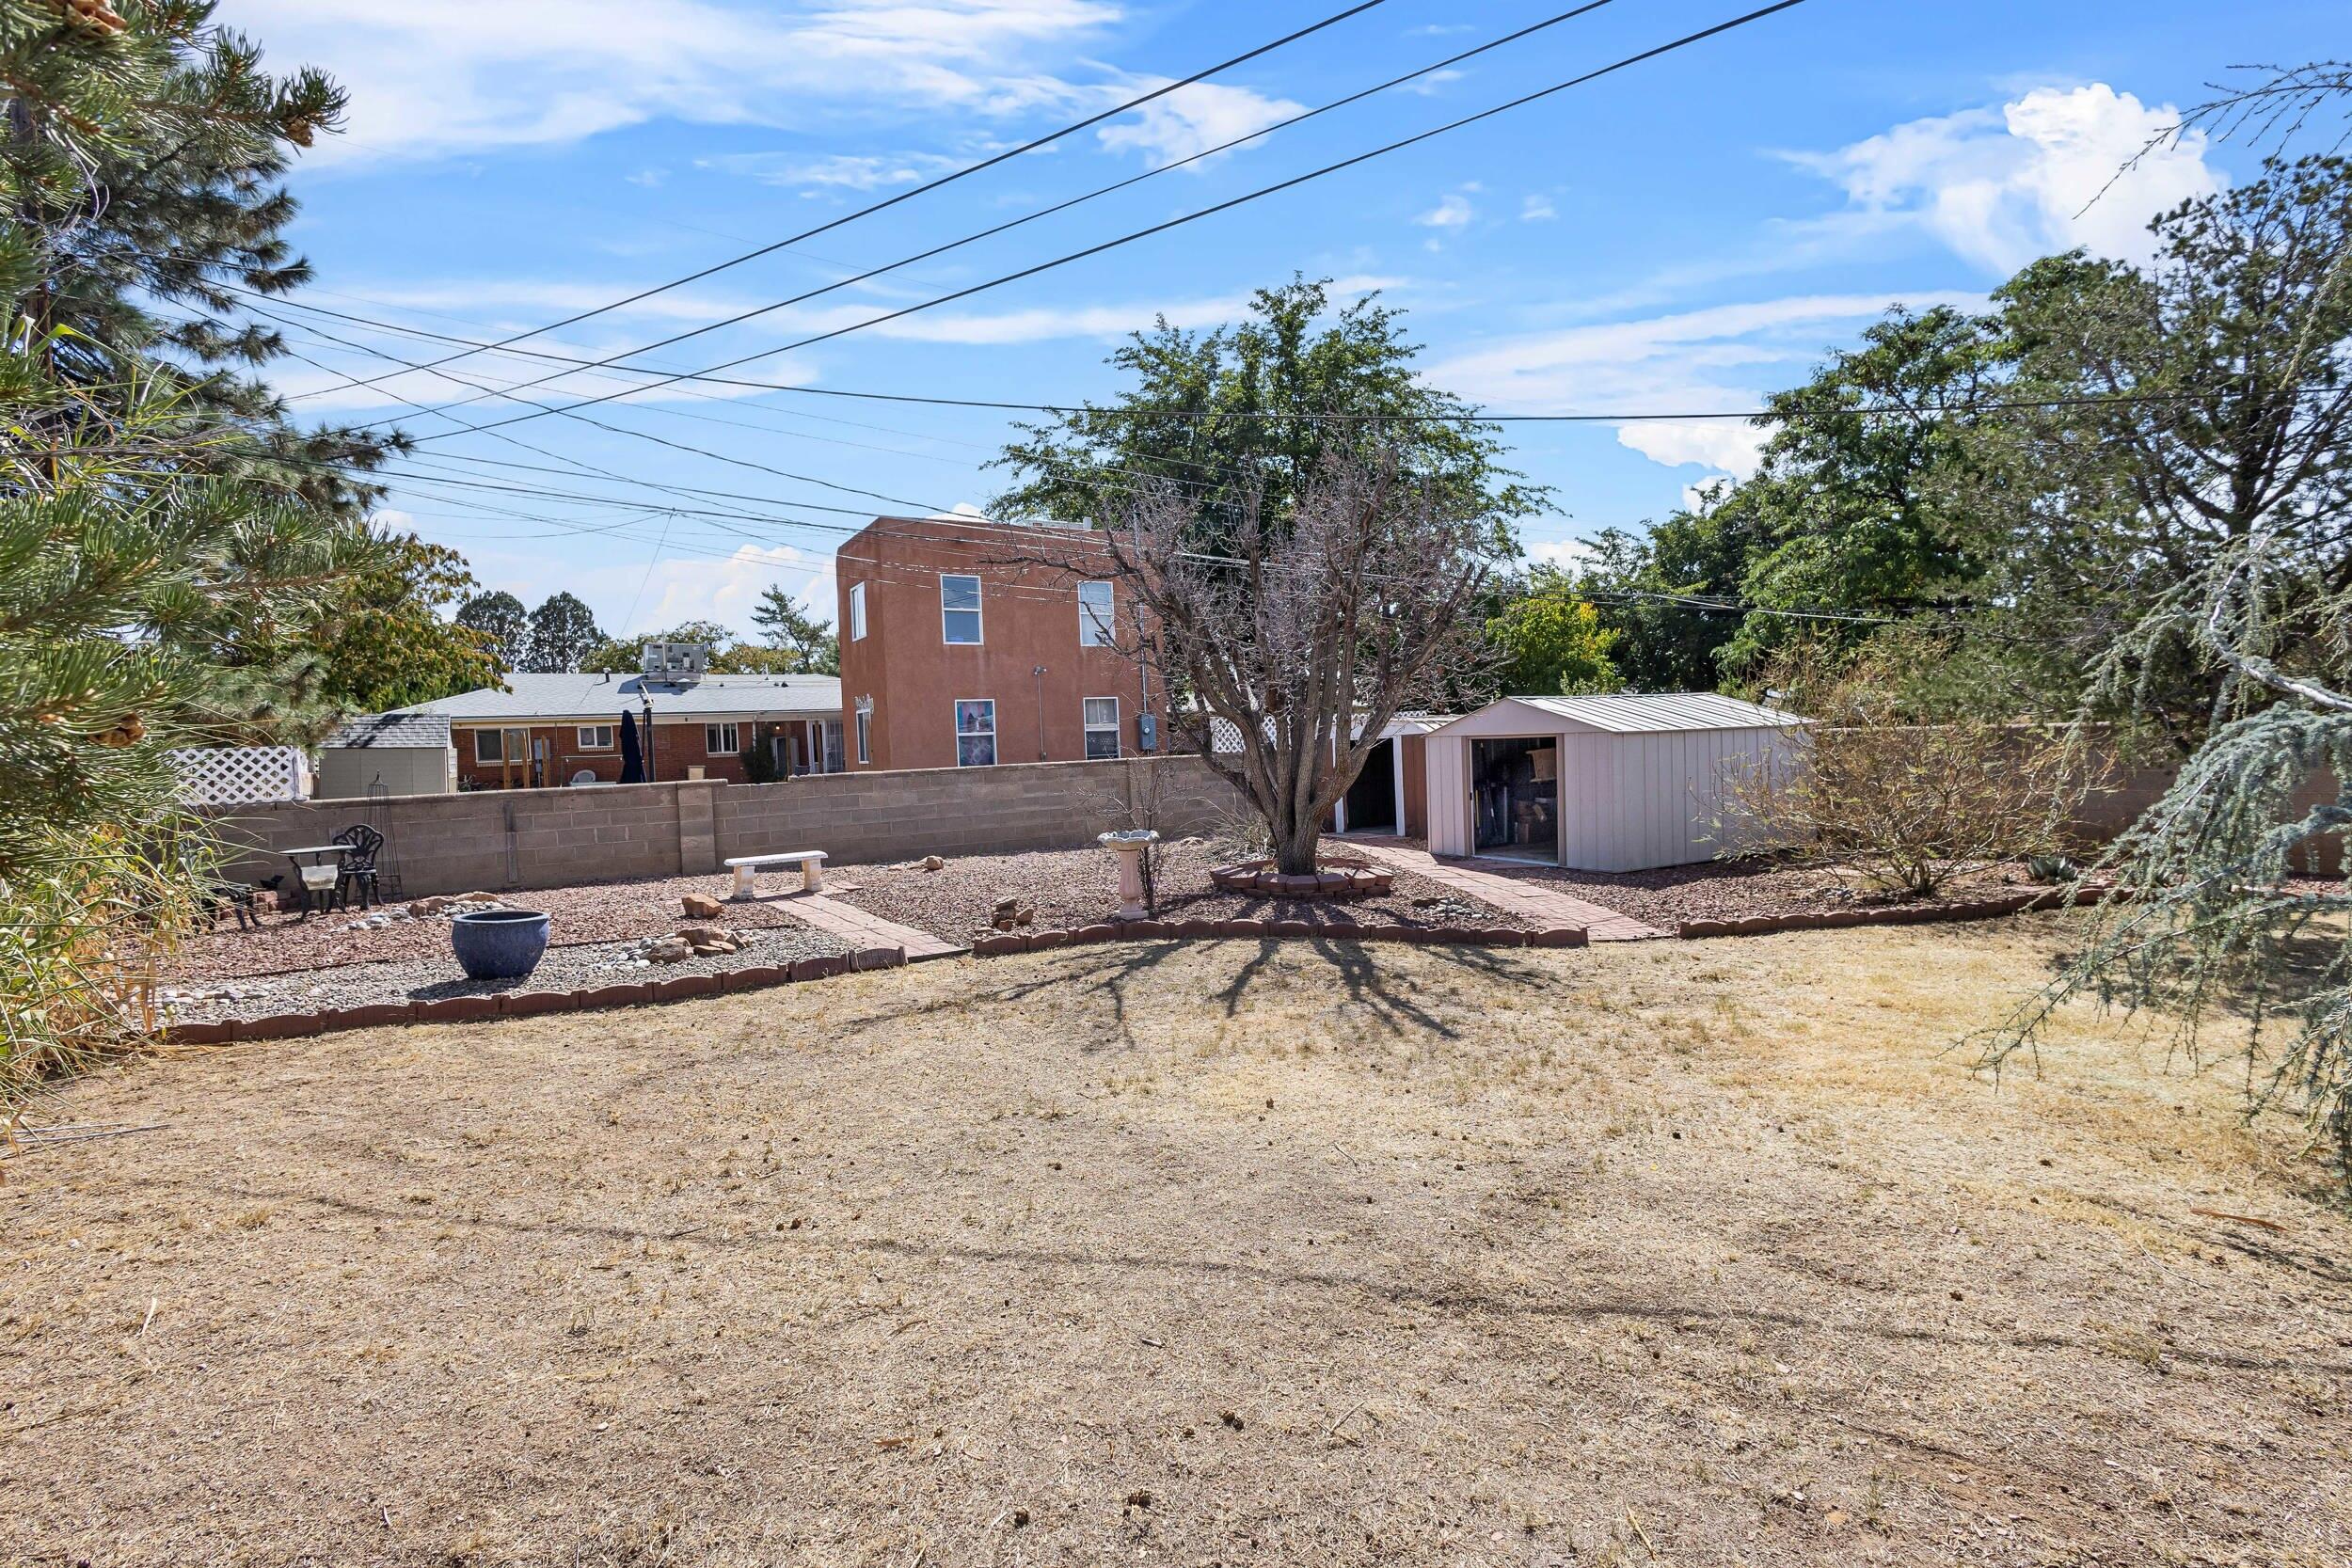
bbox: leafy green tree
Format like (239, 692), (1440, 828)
(750, 586), (838, 673)
(1486, 575), (1620, 695)
(454, 591), (527, 670)
(1570, 488), (1771, 692)
(1983, 152), (2352, 1184)
(993, 277), (1544, 545)
(523, 592), (604, 673)
(315, 534), (501, 711)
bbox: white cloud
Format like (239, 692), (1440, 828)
(699, 151), (962, 190)
(1424, 291), (1985, 480)
(1788, 84), (2223, 274)
(1526, 536), (1597, 572)
(1092, 78), (1304, 166)
(231, 0), (1125, 165)
(1417, 193), (1475, 230)
(1520, 193), (1557, 223)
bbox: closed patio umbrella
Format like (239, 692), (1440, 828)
(617, 708), (645, 784)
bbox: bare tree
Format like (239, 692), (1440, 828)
(1090, 453), (1504, 877)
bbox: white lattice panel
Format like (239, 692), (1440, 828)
(169, 747), (313, 805)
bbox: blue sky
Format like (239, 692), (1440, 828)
(235, 0), (2331, 640)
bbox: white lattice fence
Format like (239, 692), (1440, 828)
(168, 747), (312, 805)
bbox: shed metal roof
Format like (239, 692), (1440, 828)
(324, 711), (452, 750)
(1435, 692), (1803, 737)
(413, 673), (842, 722)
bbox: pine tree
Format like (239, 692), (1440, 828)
(524, 592), (605, 673)
(749, 587), (838, 674)
(454, 591), (528, 671)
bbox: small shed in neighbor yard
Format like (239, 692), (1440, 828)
(1423, 693), (1804, 871)
(317, 711), (456, 800)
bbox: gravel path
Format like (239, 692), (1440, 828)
(173, 872), (818, 982)
(834, 837), (1534, 940)
(158, 925), (852, 1023)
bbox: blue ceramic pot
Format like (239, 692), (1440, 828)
(450, 908), (550, 981)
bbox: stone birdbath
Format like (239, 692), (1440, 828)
(1097, 830), (1160, 920)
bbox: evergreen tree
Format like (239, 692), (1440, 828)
(524, 592), (604, 673)
(750, 586), (838, 674)
(454, 591), (527, 671)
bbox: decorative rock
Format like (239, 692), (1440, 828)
(681, 893), (724, 920)
(922, 855), (946, 871)
(644, 936), (695, 964)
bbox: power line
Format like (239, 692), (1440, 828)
(420, 0), (1818, 443)
(294, 0), (1395, 400)
(380, 0), (1629, 429)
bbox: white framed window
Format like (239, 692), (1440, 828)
(471, 729), (505, 765)
(1083, 696), (1120, 759)
(1078, 579), (1114, 646)
(954, 699), (995, 767)
(848, 581), (867, 641)
(704, 721), (739, 756)
(577, 723), (614, 750)
(854, 697), (872, 765)
(941, 574), (982, 645)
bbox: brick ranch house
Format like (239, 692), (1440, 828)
(834, 515), (1166, 771)
(413, 670), (844, 789)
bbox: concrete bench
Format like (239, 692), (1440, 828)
(724, 850), (826, 899)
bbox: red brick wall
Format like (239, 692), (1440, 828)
(835, 515), (1163, 774)
(454, 721), (756, 789)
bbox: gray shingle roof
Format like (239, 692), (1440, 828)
(324, 711), (453, 750)
(412, 673), (842, 723)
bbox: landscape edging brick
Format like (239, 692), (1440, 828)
(1675, 883), (2117, 941)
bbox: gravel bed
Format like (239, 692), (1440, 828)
(174, 872), (818, 982)
(158, 925), (853, 1024)
(834, 837), (1534, 941)
(1426, 845), (2059, 928)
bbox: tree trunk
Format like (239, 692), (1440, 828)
(1271, 806), (1323, 876)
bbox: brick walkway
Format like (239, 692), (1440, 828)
(770, 892), (967, 961)
(1341, 838), (1668, 942)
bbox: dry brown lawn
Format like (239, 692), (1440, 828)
(5, 920), (2349, 1566)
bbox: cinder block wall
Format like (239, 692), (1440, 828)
(202, 757), (1244, 898)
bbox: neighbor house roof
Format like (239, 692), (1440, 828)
(413, 673), (842, 724)
(323, 711), (452, 750)
(1436, 692), (1804, 737)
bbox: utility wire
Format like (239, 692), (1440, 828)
(378, 0), (1629, 428)
(293, 0), (1395, 399)
(420, 0), (1818, 444)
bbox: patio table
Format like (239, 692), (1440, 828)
(280, 844), (355, 920)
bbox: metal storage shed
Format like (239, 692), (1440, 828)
(1422, 693), (1804, 872)
(317, 711), (456, 800)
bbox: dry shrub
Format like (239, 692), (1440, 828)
(2, 826), (201, 1115)
(1728, 651), (2105, 898)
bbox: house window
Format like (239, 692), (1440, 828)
(1083, 697), (1120, 759)
(848, 581), (866, 641)
(854, 699), (872, 765)
(954, 699), (995, 767)
(704, 721), (739, 756)
(577, 723), (614, 750)
(941, 574), (982, 645)
(471, 729), (505, 765)
(1078, 579), (1113, 646)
